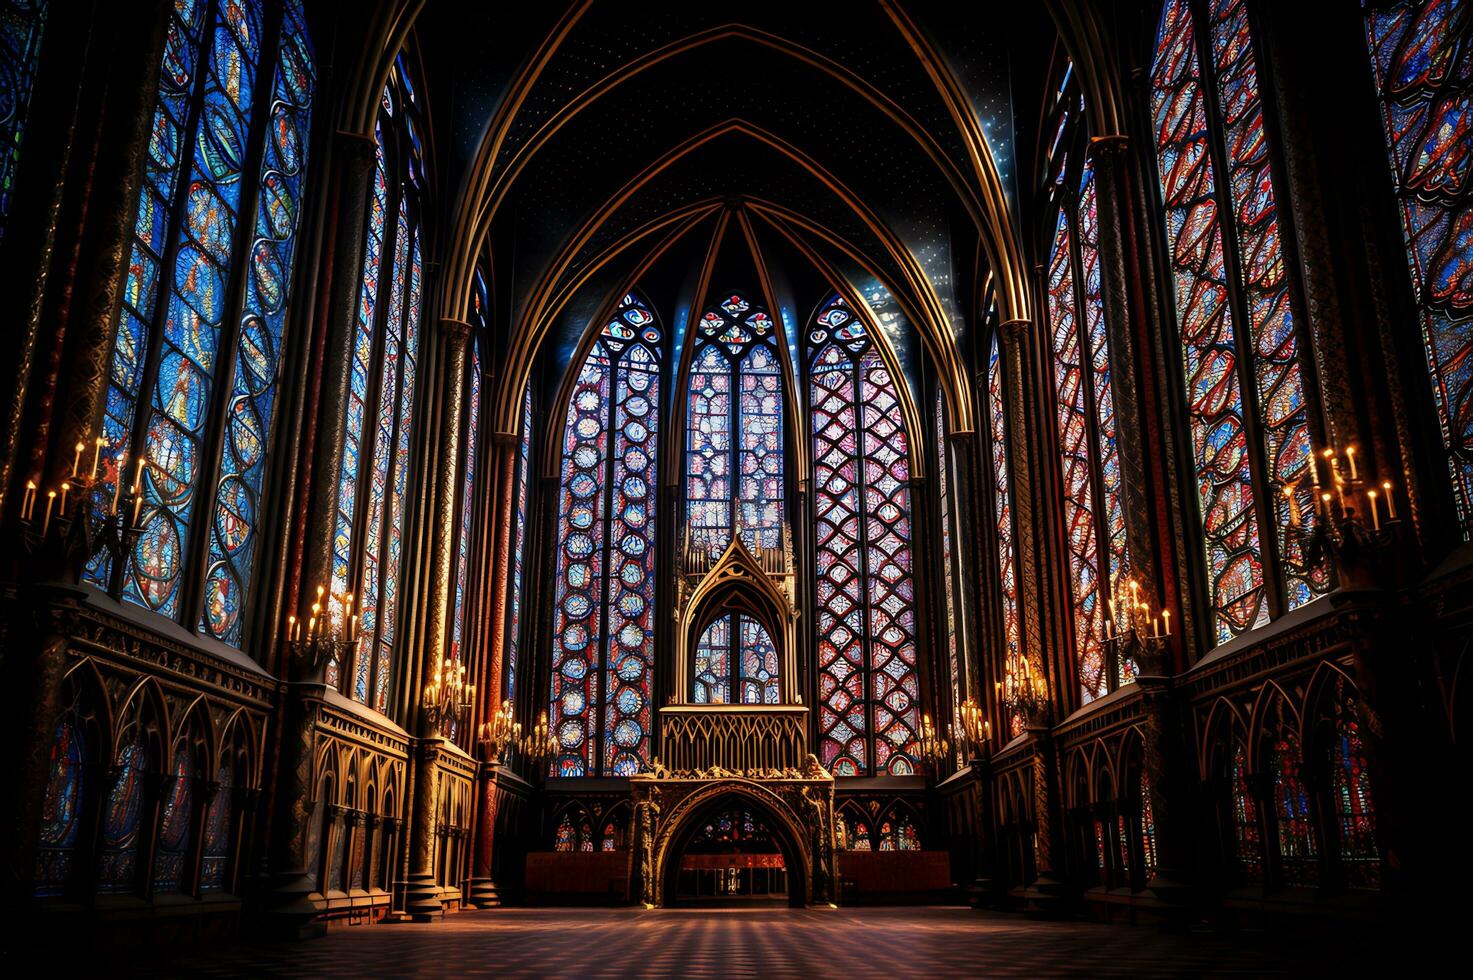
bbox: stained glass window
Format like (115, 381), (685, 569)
(840, 810), (872, 851)
(936, 392), (964, 761)
(690, 613), (780, 705)
(1043, 147), (1137, 704)
(1230, 739), (1263, 881)
(1270, 730), (1318, 886)
(34, 719), (82, 896)
(1141, 771), (1159, 880)
(153, 747), (194, 892)
(555, 812), (575, 851)
(505, 381), (533, 704)
(550, 294), (660, 776)
(1329, 680), (1379, 887)
(808, 295), (918, 776)
(685, 293), (785, 560)
(0, 0), (48, 244)
(988, 335), (1027, 738)
(200, 761), (232, 890)
(98, 741), (148, 893)
(1149, 0), (1325, 645)
(877, 813), (921, 851)
(83, 0), (316, 645)
(329, 55), (425, 711)
(1364, 0), (1473, 530)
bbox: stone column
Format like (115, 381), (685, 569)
(402, 317), (472, 921)
(483, 434), (518, 714)
(467, 763), (502, 907)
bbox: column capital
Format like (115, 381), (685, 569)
(333, 128), (378, 162)
(998, 318), (1031, 344)
(438, 317), (475, 343)
(1087, 134), (1131, 158)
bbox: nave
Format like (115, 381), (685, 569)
(2, 0), (1470, 965)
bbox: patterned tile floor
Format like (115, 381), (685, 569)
(132, 906), (1385, 978)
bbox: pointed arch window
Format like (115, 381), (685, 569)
(987, 334), (1027, 738)
(0, 0), (49, 244)
(506, 379), (534, 706)
(935, 391), (965, 755)
(1364, 1), (1473, 531)
(82, 0), (316, 646)
(549, 294), (661, 777)
(1148, 0), (1326, 645)
(685, 292), (785, 559)
(691, 612), (781, 705)
(1044, 149), (1134, 703)
(328, 54), (425, 711)
(808, 295), (918, 776)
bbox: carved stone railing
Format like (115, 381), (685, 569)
(658, 705), (809, 773)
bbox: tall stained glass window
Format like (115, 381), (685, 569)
(98, 740), (148, 893)
(936, 392), (964, 759)
(1149, 0), (1325, 645)
(329, 54), (425, 711)
(85, 0), (317, 648)
(0, 0), (48, 244)
(505, 381), (533, 705)
(1364, 0), (1473, 530)
(808, 295), (918, 775)
(153, 747), (194, 892)
(685, 292), (785, 559)
(550, 294), (661, 776)
(1043, 147), (1135, 704)
(987, 334), (1028, 738)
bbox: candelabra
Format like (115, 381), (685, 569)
(285, 584), (358, 680)
(478, 699), (522, 764)
(917, 712), (951, 771)
(950, 698), (992, 760)
(1105, 573), (1171, 677)
(519, 710), (558, 769)
(997, 658), (1050, 726)
(1290, 444), (1402, 587)
(422, 657), (475, 736)
(12, 437), (152, 592)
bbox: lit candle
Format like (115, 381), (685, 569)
(308, 616), (316, 637)
(1345, 446), (1359, 482)
(1383, 481), (1397, 520)
(111, 456), (125, 515)
(22, 480), (36, 520)
(1162, 609), (1171, 636)
(59, 482), (70, 511)
(132, 456), (146, 494)
(71, 441), (84, 478)
(1284, 485), (1300, 526)
(1367, 489), (1381, 531)
(1310, 449), (1321, 486)
(131, 491), (144, 528)
(42, 490), (57, 535)
(288, 614), (296, 641)
(1321, 491), (1332, 515)
(89, 437), (105, 480)
(350, 614), (358, 642)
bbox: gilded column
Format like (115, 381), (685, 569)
(403, 316), (472, 921)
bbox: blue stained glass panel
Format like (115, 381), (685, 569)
(0, 0), (48, 244)
(202, 0), (314, 644)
